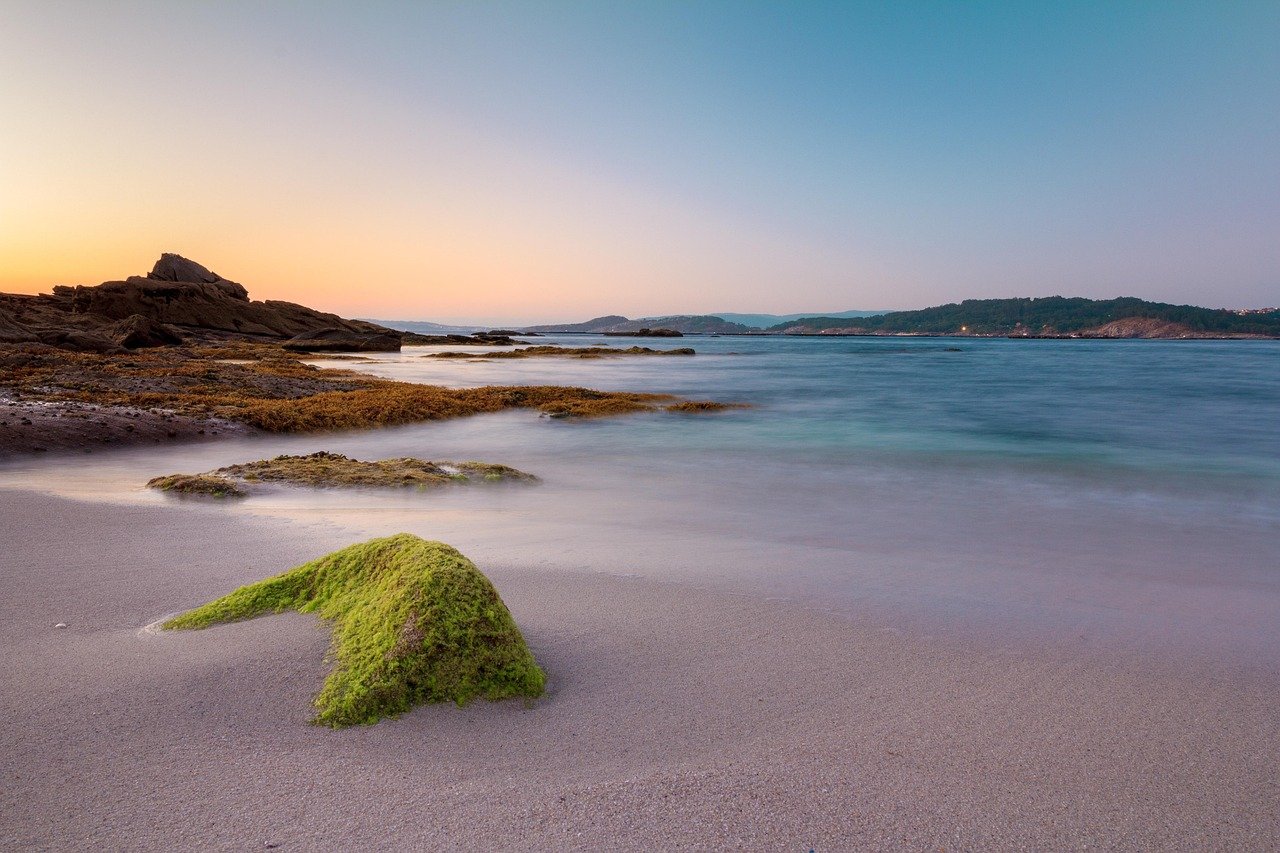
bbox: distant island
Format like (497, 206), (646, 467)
(510, 298), (1280, 339)
(522, 315), (757, 335)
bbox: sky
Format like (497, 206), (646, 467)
(1, 1), (1277, 323)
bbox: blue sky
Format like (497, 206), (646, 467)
(2, 1), (1277, 320)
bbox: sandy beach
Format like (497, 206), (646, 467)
(5, 0), (1280, 847)
(2, 489), (1276, 850)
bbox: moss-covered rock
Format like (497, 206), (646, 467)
(145, 473), (246, 497)
(164, 534), (545, 726)
(147, 451), (537, 496)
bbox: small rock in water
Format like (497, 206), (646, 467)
(54, 623), (67, 629)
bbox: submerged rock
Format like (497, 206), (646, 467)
(164, 534), (546, 726)
(663, 400), (746, 413)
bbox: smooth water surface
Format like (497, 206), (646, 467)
(4, 336), (1278, 662)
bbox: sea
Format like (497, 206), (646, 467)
(4, 335), (1278, 665)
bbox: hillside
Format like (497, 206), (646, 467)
(523, 315), (755, 334)
(768, 297), (1280, 338)
(367, 319), (485, 334)
(713, 310), (887, 328)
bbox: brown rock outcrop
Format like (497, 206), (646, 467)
(108, 314), (186, 349)
(283, 328), (402, 352)
(0, 254), (403, 352)
(0, 304), (38, 344)
(144, 253), (250, 300)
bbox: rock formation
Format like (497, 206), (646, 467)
(0, 253), (404, 351)
(282, 328), (402, 352)
(148, 451), (537, 496)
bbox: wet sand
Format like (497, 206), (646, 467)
(1, 490), (1276, 850)
(0, 395), (252, 457)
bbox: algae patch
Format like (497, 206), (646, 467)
(663, 401), (749, 414)
(164, 534), (546, 726)
(147, 451), (537, 497)
(1, 343), (730, 433)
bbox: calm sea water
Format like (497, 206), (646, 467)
(4, 336), (1278, 662)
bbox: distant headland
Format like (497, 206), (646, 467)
(504, 298), (1280, 339)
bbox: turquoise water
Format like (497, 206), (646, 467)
(4, 336), (1278, 662)
(359, 335), (1280, 517)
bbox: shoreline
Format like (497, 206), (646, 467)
(2, 489), (1276, 849)
(541, 330), (1280, 340)
(0, 392), (254, 457)
(0, 341), (730, 461)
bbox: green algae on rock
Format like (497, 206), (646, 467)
(147, 451), (537, 496)
(164, 534), (546, 726)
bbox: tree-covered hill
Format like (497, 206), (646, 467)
(768, 297), (1280, 337)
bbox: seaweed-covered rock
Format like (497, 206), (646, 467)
(146, 473), (246, 497)
(664, 400), (746, 413)
(164, 534), (545, 726)
(147, 452), (537, 495)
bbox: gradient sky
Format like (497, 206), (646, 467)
(2, 1), (1277, 323)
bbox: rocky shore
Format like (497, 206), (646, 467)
(0, 343), (732, 459)
(0, 253), (410, 353)
(0, 255), (742, 459)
